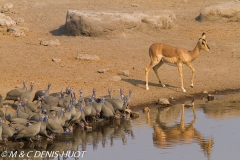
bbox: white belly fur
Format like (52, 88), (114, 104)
(162, 57), (178, 64)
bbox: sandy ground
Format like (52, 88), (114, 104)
(0, 0), (240, 107)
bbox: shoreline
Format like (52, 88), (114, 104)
(130, 88), (240, 110)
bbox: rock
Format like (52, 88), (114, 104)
(0, 13), (16, 27)
(15, 18), (25, 24)
(198, 2), (240, 22)
(158, 98), (170, 105)
(65, 10), (176, 37)
(1, 3), (13, 13)
(109, 76), (121, 81)
(52, 58), (62, 63)
(75, 54), (100, 61)
(203, 91), (208, 94)
(169, 96), (175, 101)
(7, 26), (28, 37)
(118, 70), (129, 77)
(131, 4), (138, 7)
(98, 68), (109, 73)
(40, 39), (60, 46)
(207, 94), (214, 101)
(125, 109), (132, 114)
(130, 112), (139, 119)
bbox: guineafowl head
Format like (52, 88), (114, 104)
(48, 83), (51, 89)
(125, 97), (129, 103)
(55, 110), (58, 116)
(39, 115), (44, 121)
(100, 98), (105, 104)
(30, 82), (34, 88)
(108, 88), (112, 95)
(14, 126), (19, 131)
(92, 88), (96, 98)
(91, 95), (95, 104)
(23, 81), (26, 87)
(5, 103), (8, 110)
(37, 96), (41, 102)
(79, 90), (83, 96)
(68, 105), (72, 111)
(17, 97), (20, 103)
(42, 109), (47, 114)
(129, 89), (133, 96)
(79, 105), (84, 111)
(120, 88), (124, 95)
(44, 115), (49, 122)
(61, 108), (65, 114)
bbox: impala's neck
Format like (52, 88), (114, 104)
(189, 43), (201, 62)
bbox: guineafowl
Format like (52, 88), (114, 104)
(15, 115), (43, 142)
(83, 97), (95, 117)
(49, 90), (65, 98)
(5, 103), (17, 122)
(25, 98), (41, 112)
(41, 95), (59, 107)
(62, 105), (74, 122)
(105, 88), (124, 112)
(105, 89), (132, 112)
(69, 105), (84, 125)
(0, 118), (2, 140)
(101, 102), (114, 118)
(32, 83), (51, 102)
(57, 88), (73, 108)
(123, 89), (132, 109)
(21, 100), (36, 118)
(20, 82), (34, 103)
(105, 97), (125, 112)
(92, 98), (104, 116)
(9, 118), (29, 125)
(0, 94), (3, 108)
(4, 81), (27, 102)
(2, 123), (19, 144)
(39, 115), (51, 138)
(15, 102), (29, 119)
(46, 111), (64, 134)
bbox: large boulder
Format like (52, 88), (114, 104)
(64, 10), (176, 37)
(198, 2), (240, 22)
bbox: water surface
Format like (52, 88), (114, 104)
(4, 92), (240, 160)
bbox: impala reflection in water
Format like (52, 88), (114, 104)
(143, 105), (214, 159)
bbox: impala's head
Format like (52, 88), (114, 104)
(199, 32), (210, 53)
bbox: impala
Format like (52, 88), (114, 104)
(145, 32), (210, 92)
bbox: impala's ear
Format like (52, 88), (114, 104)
(201, 32), (206, 39)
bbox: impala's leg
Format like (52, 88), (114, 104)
(153, 60), (166, 87)
(145, 59), (160, 90)
(186, 63), (195, 88)
(177, 63), (186, 92)
(180, 104), (185, 130)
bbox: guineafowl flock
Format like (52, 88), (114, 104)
(0, 81), (137, 150)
